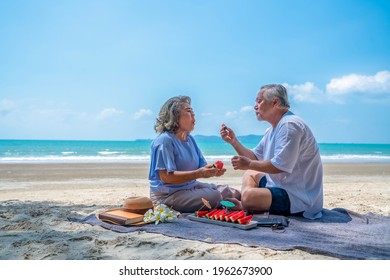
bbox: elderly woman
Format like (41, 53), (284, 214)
(148, 95), (240, 213)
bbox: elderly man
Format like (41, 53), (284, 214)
(221, 84), (323, 219)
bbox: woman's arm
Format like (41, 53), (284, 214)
(158, 165), (222, 184)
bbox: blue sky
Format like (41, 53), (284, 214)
(0, 0), (389, 143)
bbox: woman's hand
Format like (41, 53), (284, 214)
(204, 164), (227, 177)
(198, 164), (219, 178)
(215, 168), (226, 177)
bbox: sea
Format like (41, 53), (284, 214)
(1, 136), (390, 163)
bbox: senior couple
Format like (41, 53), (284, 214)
(148, 84), (323, 219)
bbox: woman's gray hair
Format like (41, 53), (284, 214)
(261, 84), (290, 108)
(154, 95), (191, 133)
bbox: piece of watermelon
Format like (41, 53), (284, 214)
(230, 210), (246, 223)
(238, 215), (253, 224)
(218, 210), (229, 221)
(210, 209), (224, 220)
(195, 210), (209, 218)
(213, 161), (224, 170)
(205, 209), (219, 219)
(224, 211), (239, 222)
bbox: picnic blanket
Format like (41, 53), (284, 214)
(69, 208), (390, 260)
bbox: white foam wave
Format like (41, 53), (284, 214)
(1, 154), (390, 164)
(207, 154), (390, 162)
(0, 155), (151, 163)
(321, 154), (390, 162)
(61, 152), (76, 155)
(204, 155), (235, 162)
(98, 151), (121, 155)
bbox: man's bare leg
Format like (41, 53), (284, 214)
(241, 170), (272, 212)
(241, 170), (265, 194)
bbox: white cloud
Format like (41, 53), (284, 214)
(225, 111), (238, 118)
(131, 108), (153, 120)
(225, 106), (254, 119)
(283, 82), (324, 103)
(326, 71), (390, 96)
(98, 108), (125, 120)
(240, 106), (253, 112)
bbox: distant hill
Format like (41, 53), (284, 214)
(193, 135), (222, 143)
(236, 134), (263, 143)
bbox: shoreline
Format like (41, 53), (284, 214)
(0, 162), (389, 259)
(1, 157), (390, 164)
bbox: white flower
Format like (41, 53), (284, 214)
(165, 210), (177, 222)
(143, 209), (155, 223)
(143, 204), (177, 224)
(154, 213), (163, 225)
(155, 204), (169, 214)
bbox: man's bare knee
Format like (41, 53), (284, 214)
(243, 170), (259, 182)
(241, 189), (258, 211)
(243, 170), (265, 184)
(241, 188), (271, 212)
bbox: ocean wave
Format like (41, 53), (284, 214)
(321, 154), (390, 162)
(1, 153), (390, 163)
(204, 155), (235, 162)
(98, 151), (121, 155)
(61, 152), (76, 155)
(0, 155), (151, 163)
(206, 154), (390, 162)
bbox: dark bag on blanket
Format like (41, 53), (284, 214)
(252, 216), (290, 228)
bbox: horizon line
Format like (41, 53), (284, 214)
(0, 138), (389, 145)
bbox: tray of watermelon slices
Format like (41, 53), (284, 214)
(188, 209), (258, 230)
(187, 164), (257, 230)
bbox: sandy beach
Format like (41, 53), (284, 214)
(0, 162), (389, 260)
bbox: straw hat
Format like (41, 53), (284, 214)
(123, 196), (153, 215)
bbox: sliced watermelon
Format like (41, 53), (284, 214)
(205, 209), (219, 219)
(230, 210), (246, 223)
(215, 209), (226, 220)
(238, 215), (253, 224)
(195, 210), (209, 218)
(210, 209), (224, 220)
(224, 211), (239, 222)
(218, 210), (229, 221)
(213, 160), (224, 170)
(225, 211), (240, 222)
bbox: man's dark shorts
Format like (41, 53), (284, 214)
(258, 176), (291, 216)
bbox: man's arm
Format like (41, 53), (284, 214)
(220, 125), (257, 160)
(230, 139), (258, 160)
(231, 155), (283, 174)
(248, 159), (283, 174)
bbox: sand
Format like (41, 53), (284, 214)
(0, 162), (389, 260)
